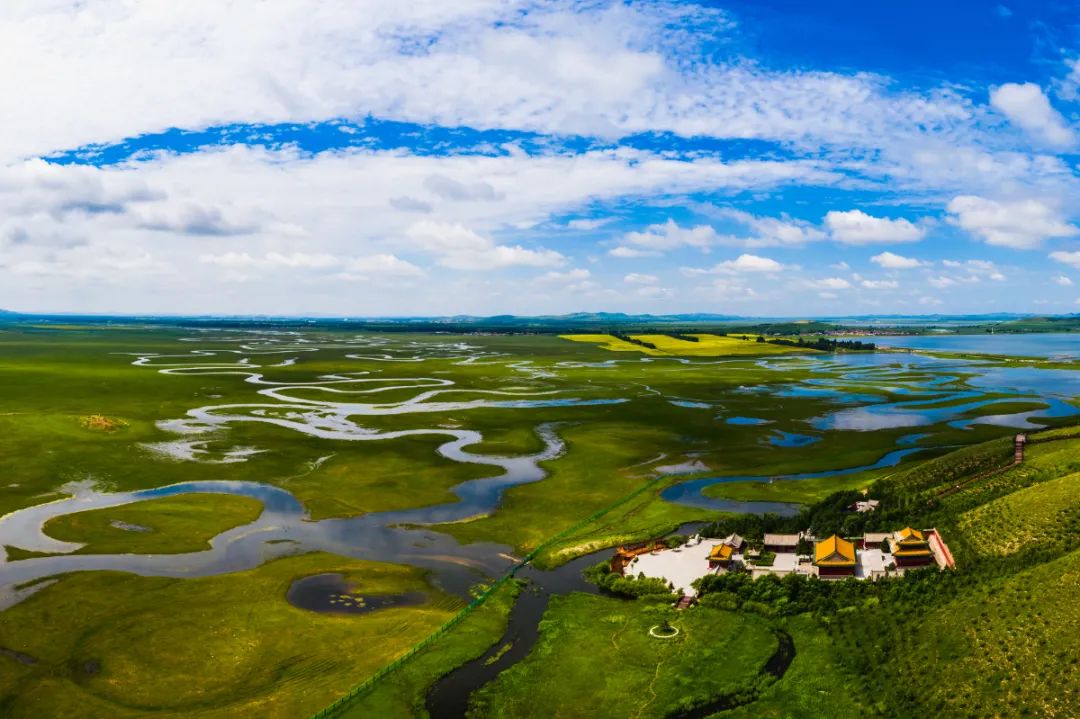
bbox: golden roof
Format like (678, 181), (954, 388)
(893, 547), (933, 557)
(896, 527), (925, 543)
(709, 543), (734, 562)
(814, 535), (856, 566)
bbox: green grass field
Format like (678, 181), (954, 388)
(41, 494), (263, 555)
(0, 553), (463, 718)
(1, 323), (1077, 718)
(958, 470), (1080, 558)
(469, 593), (778, 718)
(874, 549), (1080, 718)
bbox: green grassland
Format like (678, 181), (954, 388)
(469, 592), (778, 718)
(823, 429), (1080, 719)
(339, 580), (523, 719)
(1, 324), (1078, 718)
(468, 593), (868, 719)
(41, 494), (263, 555)
(890, 549), (1080, 718)
(0, 553), (463, 718)
(958, 470), (1080, 558)
(722, 614), (865, 719)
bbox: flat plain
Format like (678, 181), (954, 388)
(0, 324), (1077, 718)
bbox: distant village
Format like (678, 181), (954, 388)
(611, 504), (955, 600)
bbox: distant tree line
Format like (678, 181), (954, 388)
(767, 336), (877, 351)
(610, 332), (658, 350)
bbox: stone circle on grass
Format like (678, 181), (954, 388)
(649, 624), (680, 639)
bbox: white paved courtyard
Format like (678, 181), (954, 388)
(625, 537), (733, 595)
(855, 548), (890, 579)
(622, 539), (910, 592)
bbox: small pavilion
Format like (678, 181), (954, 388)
(708, 543), (734, 568)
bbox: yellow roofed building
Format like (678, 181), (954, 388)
(891, 527), (933, 567)
(708, 542), (734, 567)
(814, 535), (857, 577)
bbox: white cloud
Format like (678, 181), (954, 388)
(699, 254), (786, 274)
(609, 246), (659, 258)
(2, 2), (1077, 315)
(619, 220), (718, 253)
(567, 217), (614, 231)
(919, 296), (943, 306)
(624, 273), (658, 285)
(0, 1), (985, 167)
(265, 252), (341, 269)
(1054, 274), (1073, 286)
(926, 259), (1006, 289)
(807, 277), (852, 290)
(825, 210), (925, 245)
(535, 267), (598, 294)
(990, 83), (1075, 148)
(942, 259), (1003, 278)
(135, 201), (259, 236)
(703, 278), (757, 301)
(861, 279), (899, 290)
(1049, 251), (1080, 269)
(538, 268), (591, 283)
(341, 254), (425, 278)
(198, 252), (259, 268)
(947, 196), (1078, 249)
(635, 285), (670, 298)
(405, 220), (564, 270)
(714, 209), (825, 247)
(871, 251), (925, 269)
(198, 251), (423, 279)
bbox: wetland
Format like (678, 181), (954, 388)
(1, 325), (1078, 717)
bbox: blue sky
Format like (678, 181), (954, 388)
(3, 1), (1080, 316)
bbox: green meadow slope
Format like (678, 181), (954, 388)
(828, 429), (1080, 718)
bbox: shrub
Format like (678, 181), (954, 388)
(665, 534), (688, 549)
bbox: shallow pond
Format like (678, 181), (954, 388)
(286, 573), (426, 614)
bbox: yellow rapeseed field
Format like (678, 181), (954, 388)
(561, 333), (817, 357)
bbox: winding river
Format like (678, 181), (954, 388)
(4, 337), (1080, 607)
(2, 333), (1080, 713)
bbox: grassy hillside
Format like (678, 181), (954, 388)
(829, 427), (1080, 718)
(893, 548), (1080, 718)
(959, 470), (1080, 558)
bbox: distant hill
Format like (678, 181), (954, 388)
(1, 310), (1074, 335)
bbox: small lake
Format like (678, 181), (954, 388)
(874, 333), (1080, 358)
